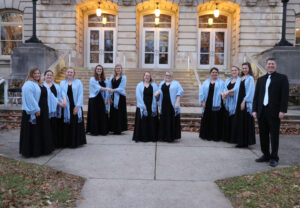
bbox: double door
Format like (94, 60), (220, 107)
(198, 29), (227, 69)
(88, 28), (116, 68)
(142, 28), (171, 69)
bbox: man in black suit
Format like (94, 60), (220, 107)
(252, 57), (289, 167)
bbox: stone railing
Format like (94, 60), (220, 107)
(244, 54), (267, 81)
(48, 50), (72, 79)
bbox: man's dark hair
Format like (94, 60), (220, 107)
(266, 57), (276, 63)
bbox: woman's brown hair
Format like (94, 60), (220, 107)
(94, 65), (105, 81)
(241, 62), (253, 76)
(25, 68), (42, 85)
(143, 71), (153, 82)
(114, 64), (123, 77)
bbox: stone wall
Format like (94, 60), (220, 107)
(1, 0), (300, 72)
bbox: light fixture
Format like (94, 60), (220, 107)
(214, 3), (219, 18)
(208, 18), (213, 25)
(155, 17), (160, 25)
(96, 1), (102, 17)
(155, 2), (160, 17)
(102, 16), (107, 24)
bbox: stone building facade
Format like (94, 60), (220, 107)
(0, 0), (300, 76)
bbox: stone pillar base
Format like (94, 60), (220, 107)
(11, 43), (57, 79)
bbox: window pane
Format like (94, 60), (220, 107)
(88, 14), (116, 27)
(296, 29), (300, 46)
(199, 14), (227, 28)
(200, 32), (210, 53)
(1, 12), (22, 22)
(159, 54), (168, 64)
(145, 31), (154, 52)
(200, 54), (209, 65)
(215, 32), (224, 53)
(159, 31), (168, 52)
(104, 30), (113, 52)
(215, 53), (224, 65)
(1, 41), (22, 55)
(90, 30), (99, 51)
(90, 53), (99, 63)
(145, 54), (154, 64)
(143, 14), (171, 28)
(1, 26), (22, 41)
(104, 53), (113, 63)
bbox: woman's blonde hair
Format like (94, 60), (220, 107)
(65, 67), (76, 79)
(25, 68), (42, 85)
(114, 64), (123, 77)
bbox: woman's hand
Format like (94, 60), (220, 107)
(108, 88), (115, 93)
(35, 111), (40, 117)
(241, 101), (246, 111)
(73, 107), (79, 115)
(154, 91), (160, 98)
(201, 102), (206, 109)
(174, 102), (179, 110)
(100, 87), (107, 91)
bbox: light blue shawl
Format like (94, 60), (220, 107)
(199, 78), (225, 112)
(224, 77), (241, 116)
(89, 77), (109, 112)
(108, 75), (126, 109)
(43, 82), (59, 119)
(243, 75), (255, 114)
(60, 78), (83, 123)
(136, 81), (158, 117)
(158, 80), (184, 116)
(22, 81), (41, 124)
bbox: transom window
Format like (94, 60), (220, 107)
(0, 11), (23, 56)
(199, 14), (227, 29)
(143, 14), (171, 28)
(296, 16), (300, 46)
(88, 14), (116, 27)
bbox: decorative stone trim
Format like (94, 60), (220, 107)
(268, 0), (278, 7)
(122, 0), (132, 6)
(183, 0), (194, 6)
(246, 0), (257, 7)
(41, 0), (51, 4)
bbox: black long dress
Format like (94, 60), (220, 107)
(199, 83), (223, 141)
(109, 77), (128, 134)
(133, 85), (159, 142)
(231, 80), (256, 147)
(50, 85), (64, 148)
(20, 86), (54, 157)
(158, 83), (181, 142)
(86, 80), (109, 135)
(63, 85), (86, 148)
(222, 82), (235, 143)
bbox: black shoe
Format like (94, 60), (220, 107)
(269, 160), (278, 167)
(255, 155), (270, 163)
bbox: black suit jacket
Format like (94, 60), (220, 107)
(253, 71), (289, 118)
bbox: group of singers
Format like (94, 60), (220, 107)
(19, 59), (288, 168)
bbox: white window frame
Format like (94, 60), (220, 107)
(197, 11), (231, 71)
(139, 11), (175, 70)
(84, 10), (118, 68)
(0, 10), (23, 59)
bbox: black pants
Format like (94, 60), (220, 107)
(258, 106), (281, 161)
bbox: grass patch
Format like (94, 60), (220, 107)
(216, 166), (300, 208)
(0, 156), (85, 208)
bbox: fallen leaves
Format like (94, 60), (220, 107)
(0, 156), (85, 208)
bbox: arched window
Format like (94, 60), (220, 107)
(198, 14), (227, 29)
(296, 15), (300, 47)
(0, 11), (23, 56)
(88, 14), (116, 27)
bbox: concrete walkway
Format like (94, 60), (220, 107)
(0, 130), (300, 208)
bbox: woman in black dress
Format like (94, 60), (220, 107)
(155, 71), (184, 142)
(20, 68), (54, 157)
(86, 65), (109, 135)
(231, 62), (256, 147)
(43, 70), (65, 148)
(107, 64), (128, 134)
(60, 67), (86, 148)
(133, 72), (159, 142)
(222, 66), (241, 143)
(199, 67), (225, 141)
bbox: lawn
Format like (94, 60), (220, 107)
(216, 166), (300, 208)
(0, 156), (85, 208)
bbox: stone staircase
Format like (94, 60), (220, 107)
(55, 67), (213, 107)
